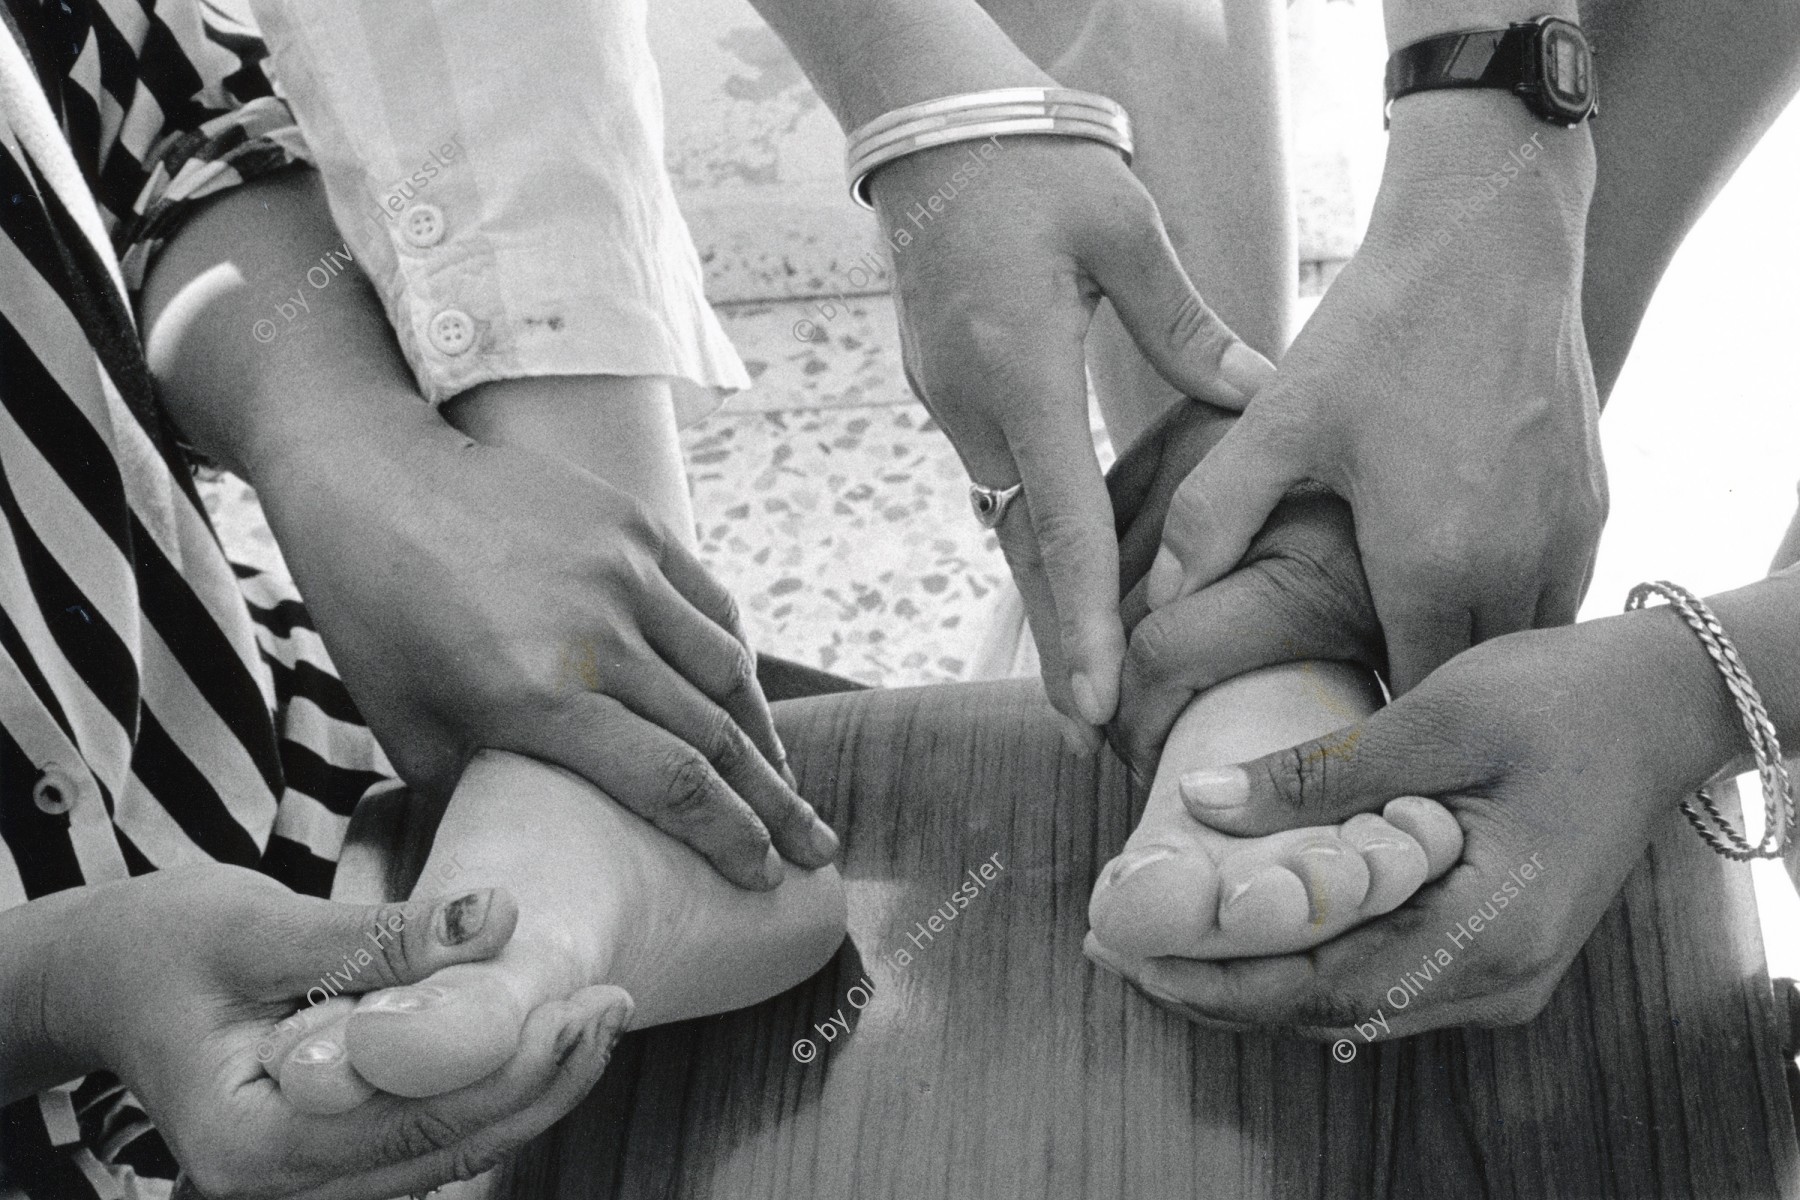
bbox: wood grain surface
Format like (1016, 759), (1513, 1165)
(491, 679), (1798, 1200)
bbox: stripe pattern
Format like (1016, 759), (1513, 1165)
(0, 1), (386, 1194)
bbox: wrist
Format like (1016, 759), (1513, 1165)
(1610, 572), (1800, 800)
(1364, 92), (1594, 280)
(0, 887), (107, 1101)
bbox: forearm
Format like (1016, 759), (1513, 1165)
(0, 890), (99, 1104)
(140, 168), (457, 485)
(1578, 0), (1800, 399)
(745, 0), (1050, 131)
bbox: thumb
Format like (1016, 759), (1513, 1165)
(1086, 214), (1276, 409)
(255, 887), (521, 999)
(1145, 419), (1302, 610)
(1175, 703), (1474, 836)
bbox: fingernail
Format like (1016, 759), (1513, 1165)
(356, 985), (445, 1014)
(1070, 672), (1107, 725)
(435, 890), (491, 946)
(1146, 547), (1183, 609)
(1106, 844), (1179, 889)
(808, 818), (840, 862)
(762, 842), (786, 888)
(1221, 341), (1277, 398)
(289, 1037), (344, 1066)
(1180, 766), (1248, 810)
(1057, 711), (1102, 757)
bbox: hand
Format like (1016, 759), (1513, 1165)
(50, 866), (629, 1200)
(1145, 97), (1606, 694)
(871, 138), (1275, 743)
(1089, 608), (1731, 1038)
(257, 431), (838, 890)
(1105, 402), (1383, 778)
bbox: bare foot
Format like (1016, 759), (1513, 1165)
(1088, 663), (1461, 961)
(274, 750), (845, 1107)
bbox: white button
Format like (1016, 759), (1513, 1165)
(33, 762), (78, 815)
(428, 309), (476, 356)
(402, 204), (445, 249)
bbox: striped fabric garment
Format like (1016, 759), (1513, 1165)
(0, 1), (391, 1195)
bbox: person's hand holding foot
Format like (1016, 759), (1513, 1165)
(272, 750), (846, 1104)
(1089, 662), (1462, 963)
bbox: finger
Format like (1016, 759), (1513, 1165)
(1114, 564), (1381, 778)
(1147, 421), (1303, 611)
(1002, 382), (1127, 728)
(1175, 702), (1475, 836)
(1533, 546), (1594, 629)
(1081, 201), (1276, 409)
(1470, 588), (1538, 646)
(1108, 401), (1238, 593)
(650, 548), (794, 782)
(538, 692), (784, 890)
(608, 638), (837, 868)
(284, 987), (632, 1200)
(1376, 597), (1472, 696)
(242, 888), (521, 999)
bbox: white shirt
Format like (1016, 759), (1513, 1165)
(247, 0), (750, 421)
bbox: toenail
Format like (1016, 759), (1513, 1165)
(290, 1038), (344, 1065)
(357, 986), (446, 1014)
(808, 818), (840, 862)
(435, 890), (491, 946)
(1106, 845), (1180, 889)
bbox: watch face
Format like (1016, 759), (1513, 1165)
(1538, 20), (1593, 117)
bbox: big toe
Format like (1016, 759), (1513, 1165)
(345, 962), (531, 1098)
(1088, 845), (1221, 960)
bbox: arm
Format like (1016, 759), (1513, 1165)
(1579, 0), (1800, 398)
(0, 890), (95, 1104)
(141, 169), (835, 889)
(741, 0), (1274, 751)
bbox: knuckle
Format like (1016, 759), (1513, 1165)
(374, 903), (419, 980)
(658, 747), (722, 823)
(703, 710), (749, 777)
(723, 643), (757, 700)
(381, 1107), (464, 1162)
(1125, 617), (1180, 684)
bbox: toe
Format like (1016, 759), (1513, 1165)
(1381, 797), (1463, 878)
(1338, 814), (1430, 916)
(1216, 865), (1310, 944)
(278, 1007), (377, 1115)
(345, 964), (528, 1098)
(1087, 849), (1221, 960)
(1278, 842), (1371, 928)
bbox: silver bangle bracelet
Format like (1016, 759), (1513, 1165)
(845, 88), (1133, 209)
(1626, 580), (1796, 861)
(847, 86), (1126, 143)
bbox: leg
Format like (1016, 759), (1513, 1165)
(275, 753), (847, 1104)
(973, 0), (1296, 447)
(1088, 661), (1460, 959)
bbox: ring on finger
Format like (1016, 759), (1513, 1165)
(969, 480), (1024, 529)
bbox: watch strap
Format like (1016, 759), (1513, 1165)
(1385, 26), (1531, 109)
